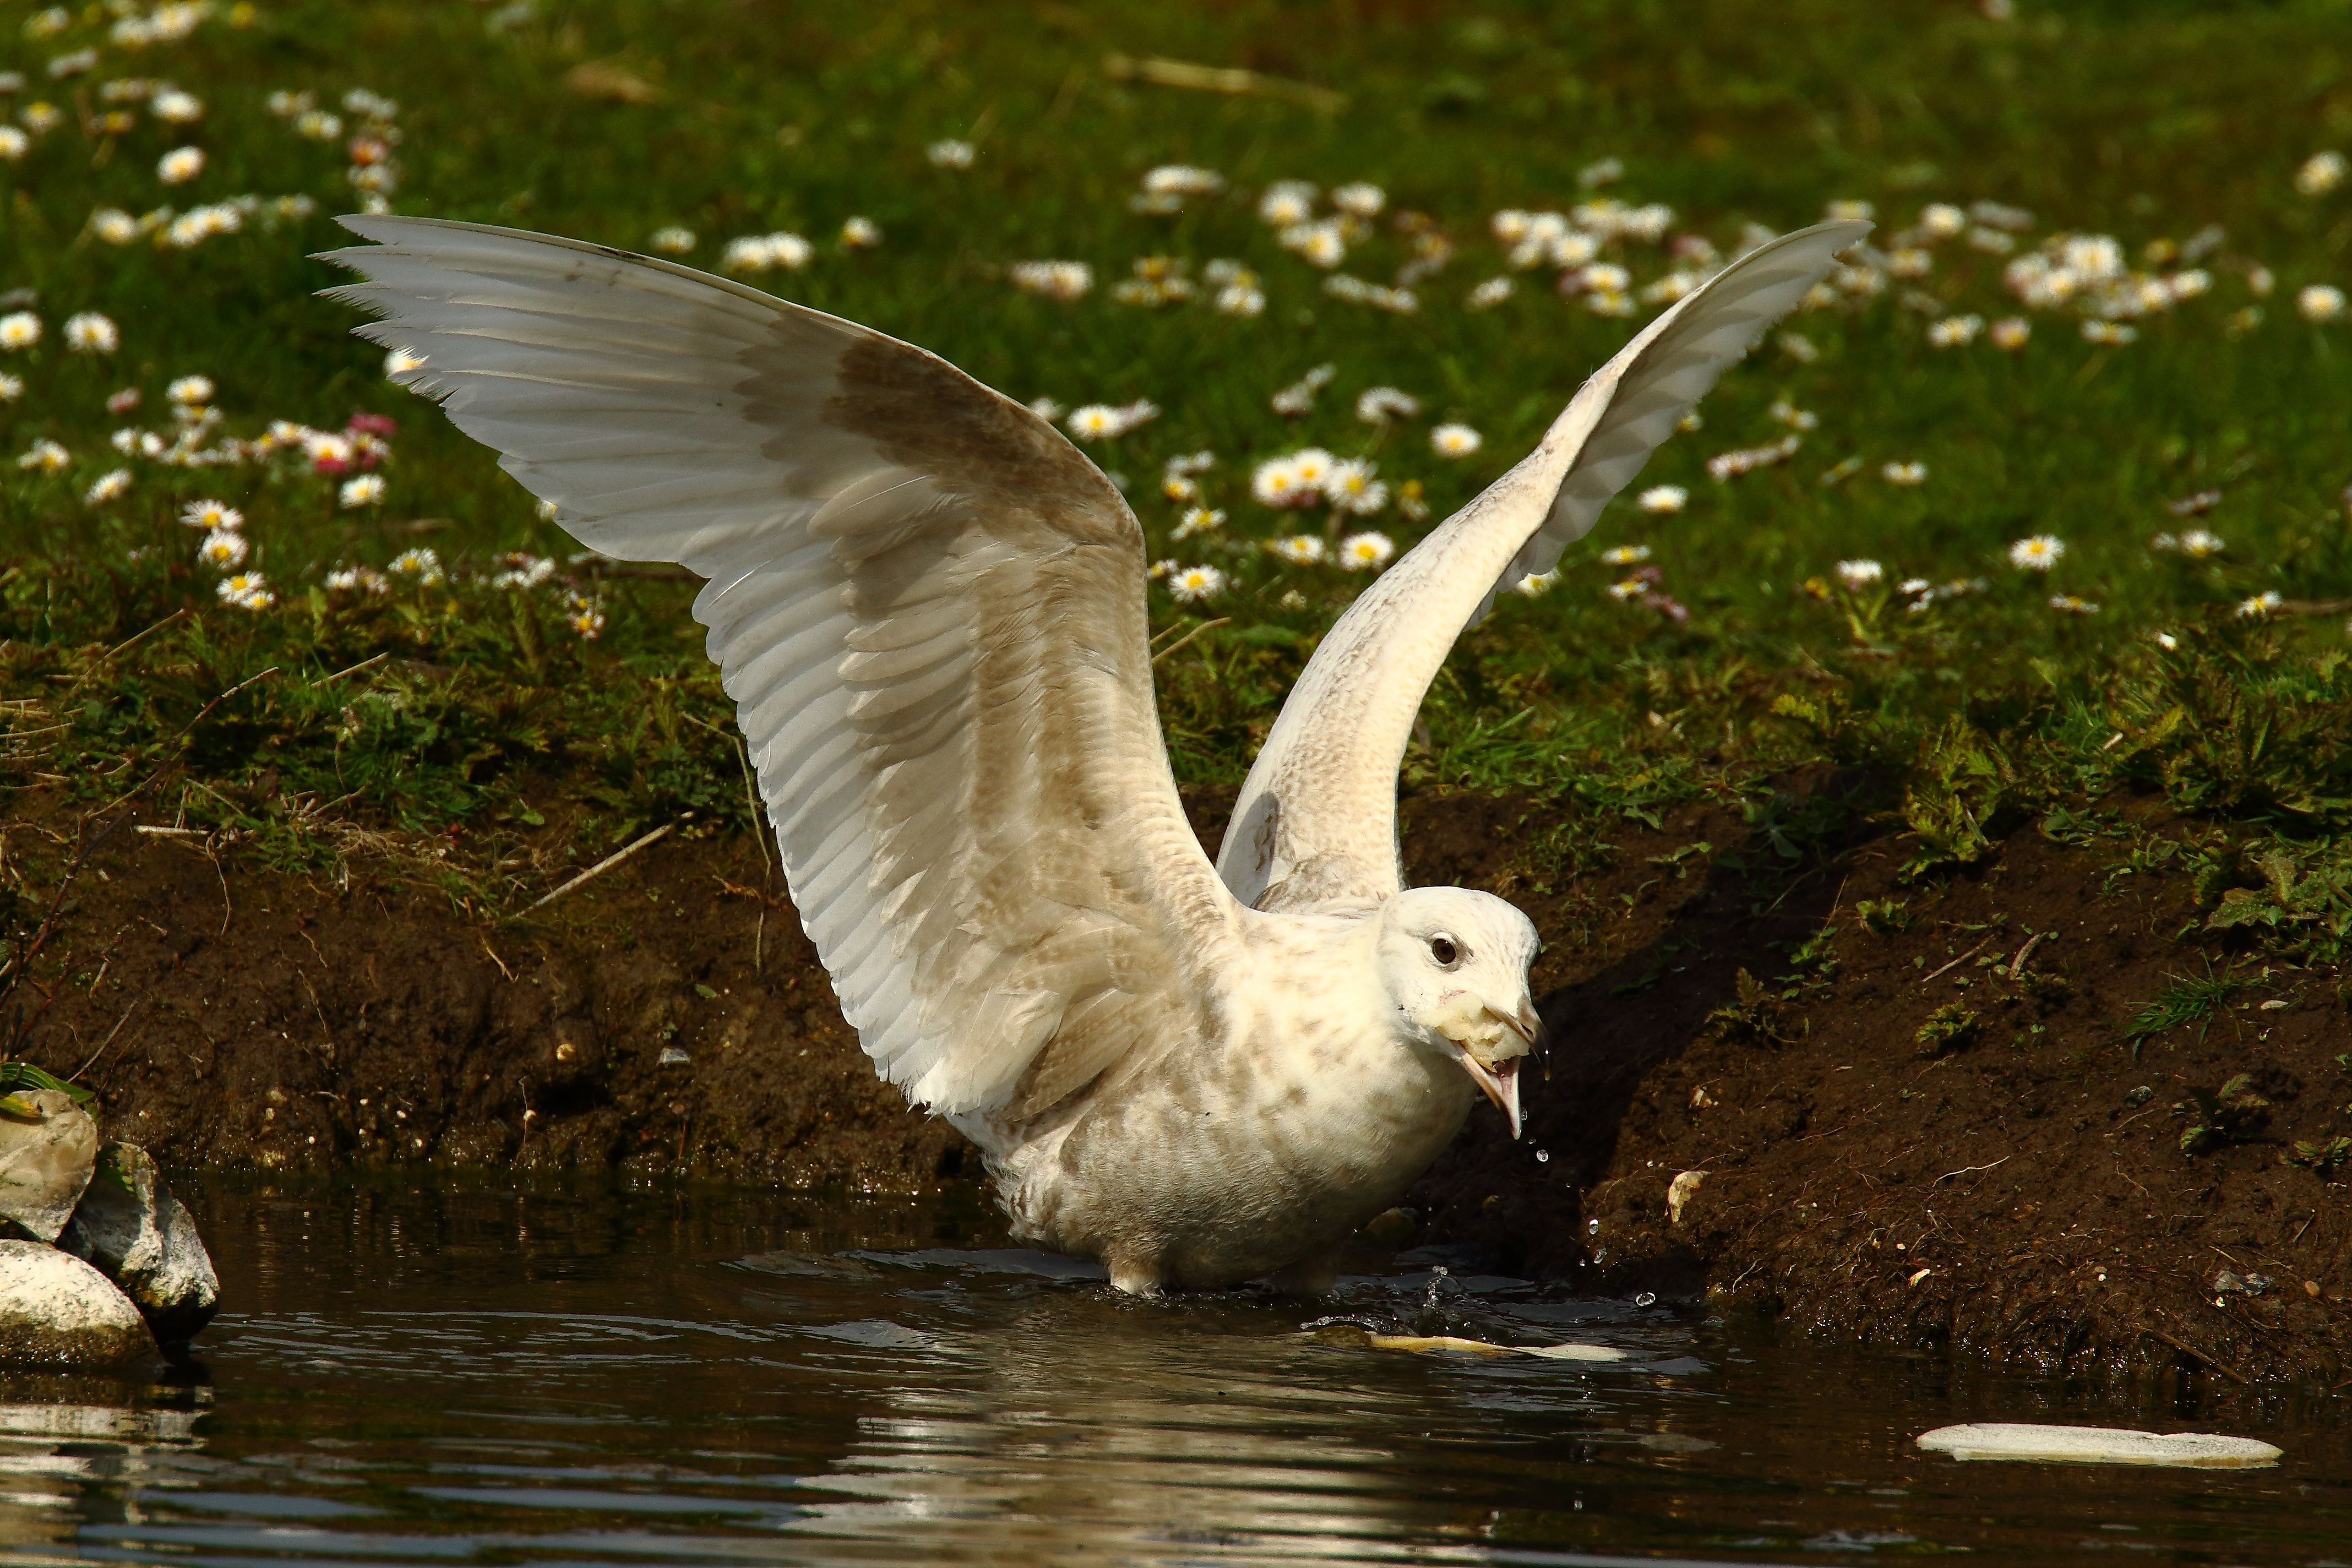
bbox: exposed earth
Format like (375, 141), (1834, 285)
(6, 774), (2345, 1387)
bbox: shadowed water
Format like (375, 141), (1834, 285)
(0, 1177), (2340, 1566)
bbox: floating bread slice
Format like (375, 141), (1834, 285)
(1917, 1423), (2281, 1468)
(1365, 1333), (1627, 1362)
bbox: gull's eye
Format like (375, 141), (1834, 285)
(1429, 934), (1462, 968)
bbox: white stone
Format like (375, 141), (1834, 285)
(1917, 1423), (2282, 1468)
(0, 1241), (155, 1367)
(58, 1144), (219, 1344)
(0, 1091), (97, 1242)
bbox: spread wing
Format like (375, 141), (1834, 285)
(1216, 222), (1870, 912)
(325, 216), (1244, 1119)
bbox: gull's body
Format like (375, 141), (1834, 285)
(328, 214), (1864, 1293)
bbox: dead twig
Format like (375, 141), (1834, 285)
(681, 712), (769, 876)
(312, 650), (390, 687)
(524, 823), (674, 913)
(66, 998), (141, 1084)
(1151, 617), (1231, 665)
(1102, 53), (1346, 113)
(1935, 1155), (2010, 1184)
(1921, 937), (1994, 985)
(478, 935), (516, 982)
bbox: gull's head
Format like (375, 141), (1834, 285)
(1375, 887), (1540, 1137)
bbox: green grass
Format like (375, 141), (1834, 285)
(1, 0), (2350, 948)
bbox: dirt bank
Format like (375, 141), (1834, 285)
(7, 778), (2345, 1383)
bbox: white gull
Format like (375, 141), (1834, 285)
(326, 215), (1867, 1294)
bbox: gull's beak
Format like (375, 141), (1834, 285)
(1455, 997), (1536, 1140)
(1455, 1048), (1523, 1137)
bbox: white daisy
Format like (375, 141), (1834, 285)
(1431, 423), (1482, 458)
(1322, 459), (1386, 515)
(1836, 559), (1884, 589)
(1637, 485), (1687, 515)
(2237, 590), (2283, 618)
(196, 528), (247, 569)
(168, 374), (214, 405)
(15, 439), (69, 473)
(2294, 151), (2345, 196)
(339, 475), (386, 508)
(390, 547), (444, 584)
(2299, 284), (2346, 323)
(648, 226), (696, 254)
(1166, 563), (1226, 603)
(1600, 545), (1651, 567)
(1256, 181), (1316, 226)
(1926, 314), (1983, 348)
(84, 469), (131, 504)
(1354, 386), (1420, 424)
(2007, 535), (2065, 571)
(1268, 535), (1326, 565)
(1173, 507), (1224, 540)
(156, 145), (204, 184)
(63, 312), (118, 353)
(1882, 461), (1928, 486)
(1464, 277), (1514, 310)
(215, 571), (273, 609)
(1338, 531), (1394, 571)
(180, 499), (242, 530)
(0, 312), (41, 350)
(1251, 457), (1308, 507)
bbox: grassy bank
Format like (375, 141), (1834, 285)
(1, 0), (2349, 965)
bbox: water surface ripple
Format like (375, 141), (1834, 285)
(0, 1179), (2337, 1566)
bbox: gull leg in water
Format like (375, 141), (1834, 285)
(325, 215), (1866, 1293)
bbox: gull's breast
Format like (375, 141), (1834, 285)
(985, 957), (1477, 1288)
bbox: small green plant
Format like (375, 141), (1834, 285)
(2282, 1137), (2352, 1176)
(2174, 1074), (2270, 1156)
(1900, 717), (2024, 881)
(1856, 899), (1912, 935)
(1705, 970), (1794, 1048)
(2126, 967), (2244, 1059)
(1914, 1004), (1981, 1058)
(0, 1061), (94, 1110)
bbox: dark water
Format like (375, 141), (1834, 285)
(1, 1177), (2344, 1567)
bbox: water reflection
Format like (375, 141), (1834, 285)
(0, 1177), (2331, 1568)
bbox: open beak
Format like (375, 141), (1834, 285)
(1456, 1003), (1535, 1138)
(1456, 1049), (1523, 1137)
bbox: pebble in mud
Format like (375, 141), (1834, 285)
(0, 1240), (156, 1368)
(58, 1144), (220, 1345)
(0, 1091), (99, 1243)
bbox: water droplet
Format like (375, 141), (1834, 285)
(1535, 1149), (1551, 1163)
(1635, 1292), (1658, 1308)
(1586, 1217), (1602, 1233)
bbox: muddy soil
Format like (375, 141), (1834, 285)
(7, 779), (2346, 1383)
